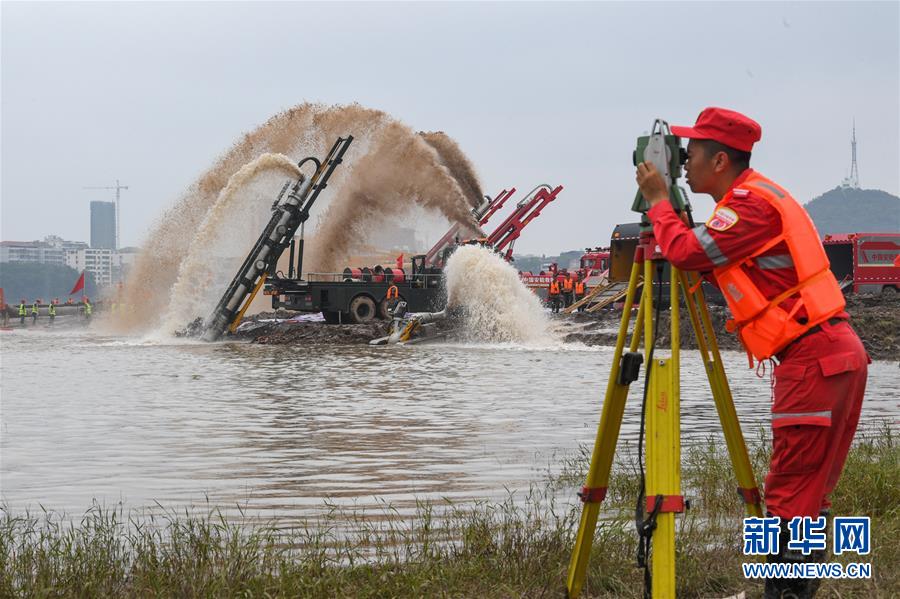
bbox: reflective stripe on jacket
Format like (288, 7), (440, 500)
(712, 171), (845, 359)
(649, 169), (845, 360)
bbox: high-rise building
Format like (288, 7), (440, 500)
(90, 201), (116, 249)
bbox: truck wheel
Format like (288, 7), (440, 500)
(348, 295), (376, 323)
(322, 310), (341, 324)
(882, 286), (898, 296)
(377, 296), (404, 319)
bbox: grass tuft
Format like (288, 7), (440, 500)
(2, 428), (897, 597)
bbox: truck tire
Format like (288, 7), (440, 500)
(883, 285), (898, 296)
(377, 296), (404, 319)
(348, 295), (376, 323)
(322, 310), (341, 324)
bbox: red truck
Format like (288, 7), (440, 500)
(823, 233), (900, 295)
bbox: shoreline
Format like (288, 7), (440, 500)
(233, 294), (900, 362)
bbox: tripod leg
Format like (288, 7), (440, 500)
(679, 271), (762, 517)
(566, 259), (644, 598)
(643, 264), (682, 599)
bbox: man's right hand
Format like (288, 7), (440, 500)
(636, 161), (669, 207)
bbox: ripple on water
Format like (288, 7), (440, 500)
(1, 328), (897, 521)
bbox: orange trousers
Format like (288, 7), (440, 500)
(764, 320), (869, 519)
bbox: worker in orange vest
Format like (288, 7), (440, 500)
(574, 275), (587, 312)
(561, 273), (574, 308)
(637, 107), (867, 598)
(548, 279), (562, 314)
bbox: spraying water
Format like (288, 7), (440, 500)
(157, 154), (301, 335)
(111, 103), (484, 335)
(443, 245), (550, 345)
(420, 131), (484, 209)
(305, 121), (482, 271)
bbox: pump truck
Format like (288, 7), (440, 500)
(265, 183), (563, 324)
(201, 136), (354, 341)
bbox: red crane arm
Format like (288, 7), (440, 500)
(487, 185), (564, 260)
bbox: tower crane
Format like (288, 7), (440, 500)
(83, 179), (129, 249)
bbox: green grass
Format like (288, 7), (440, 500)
(2, 428), (897, 598)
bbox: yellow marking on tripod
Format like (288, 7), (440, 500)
(566, 260), (642, 598)
(643, 264), (682, 598)
(647, 357), (679, 599)
(229, 273), (267, 333)
(566, 258), (761, 598)
(680, 271), (762, 517)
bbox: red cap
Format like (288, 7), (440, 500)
(671, 107), (762, 152)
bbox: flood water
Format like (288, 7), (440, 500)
(2, 324), (898, 521)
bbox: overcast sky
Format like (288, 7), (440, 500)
(2, 1), (898, 255)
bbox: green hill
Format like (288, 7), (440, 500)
(805, 187), (900, 235)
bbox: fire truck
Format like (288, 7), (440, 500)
(823, 232), (900, 294)
(519, 248), (610, 300)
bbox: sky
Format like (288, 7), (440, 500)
(2, 1), (898, 255)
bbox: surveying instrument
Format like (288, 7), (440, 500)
(565, 120), (764, 598)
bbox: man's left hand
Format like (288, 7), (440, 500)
(636, 161), (669, 208)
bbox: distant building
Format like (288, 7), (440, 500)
(90, 201), (117, 249)
(0, 240), (64, 264)
(112, 246), (140, 284)
(367, 226), (424, 252)
(66, 247), (114, 288)
(2, 234), (139, 290)
(0, 236), (88, 265)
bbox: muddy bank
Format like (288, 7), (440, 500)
(230, 296), (899, 360)
(233, 312), (388, 346)
(561, 294), (900, 361)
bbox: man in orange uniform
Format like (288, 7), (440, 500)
(548, 279), (562, 313)
(636, 107), (868, 598)
(574, 275), (587, 312)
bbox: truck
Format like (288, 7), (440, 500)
(519, 248), (610, 301)
(265, 183), (564, 323)
(823, 232), (900, 294)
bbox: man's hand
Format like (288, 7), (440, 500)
(636, 161), (669, 208)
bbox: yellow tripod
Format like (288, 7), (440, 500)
(565, 233), (764, 598)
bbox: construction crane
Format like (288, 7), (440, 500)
(201, 136), (354, 341)
(83, 179), (129, 249)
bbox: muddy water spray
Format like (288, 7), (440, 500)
(157, 154), (301, 335)
(443, 245), (550, 344)
(113, 103), (482, 334)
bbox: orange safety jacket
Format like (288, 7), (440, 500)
(713, 171), (845, 360)
(548, 281), (561, 295)
(563, 278), (574, 292)
(575, 281), (585, 295)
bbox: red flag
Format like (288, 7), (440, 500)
(69, 271), (85, 295)
(395, 253), (404, 269)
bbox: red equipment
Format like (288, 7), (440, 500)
(485, 184), (564, 261)
(823, 232), (900, 294)
(578, 247), (610, 279)
(425, 188), (516, 267)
